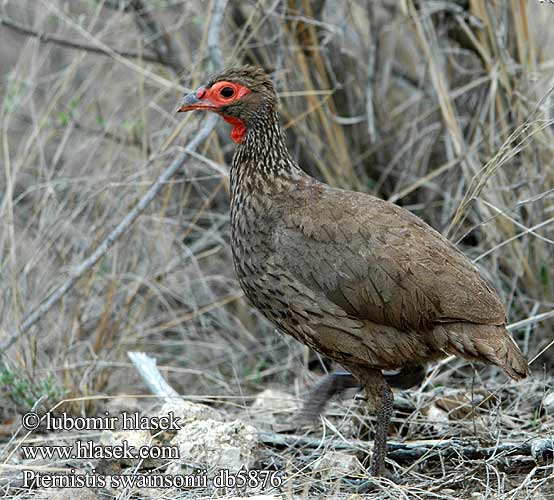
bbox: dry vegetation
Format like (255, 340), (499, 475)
(1, 0), (554, 498)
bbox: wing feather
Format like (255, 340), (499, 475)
(271, 188), (505, 333)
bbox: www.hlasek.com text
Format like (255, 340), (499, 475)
(20, 439), (179, 461)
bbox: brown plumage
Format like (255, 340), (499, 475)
(177, 66), (529, 476)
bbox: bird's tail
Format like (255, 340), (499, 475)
(443, 323), (529, 380)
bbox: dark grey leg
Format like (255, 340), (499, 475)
(369, 381), (394, 477)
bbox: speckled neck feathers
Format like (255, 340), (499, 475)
(230, 102), (304, 205)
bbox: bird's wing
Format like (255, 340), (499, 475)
(271, 187), (505, 333)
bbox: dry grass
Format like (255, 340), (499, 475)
(1, 0), (554, 498)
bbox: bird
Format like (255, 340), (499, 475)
(176, 65), (529, 477)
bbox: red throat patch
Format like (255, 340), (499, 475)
(223, 115), (247, 143)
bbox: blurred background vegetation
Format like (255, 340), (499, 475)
(0, 0), (553, 418)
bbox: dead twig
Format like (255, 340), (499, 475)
(0, 0), (229, 353)
(207, 0), (227, 70)
(259, 430), (554, 464)
(125, 0), (182, 73)
(127, 352), (180, 402)
(365, 0), (379, 143)
(0, 16), (173, 67)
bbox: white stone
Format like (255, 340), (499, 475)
(171, 418), (258, 472)
(251, 389), (297, 413)
(100, 429), (154, 466)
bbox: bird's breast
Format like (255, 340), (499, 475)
(230, 192), (276, 286)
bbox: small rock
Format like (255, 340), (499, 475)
(251, 389), (297, 414)
(250, 389), (298, 429)
(311, 450), (362, 478)
(100, 429), (154, 466)
(171, 418), (258, 472)
(424, 404), (449, 434)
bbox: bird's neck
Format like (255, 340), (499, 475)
(230, 105), (305, 200)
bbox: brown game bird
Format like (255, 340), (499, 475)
(177, 66), (529, 476)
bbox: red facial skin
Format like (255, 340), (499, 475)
(179, 81), (251, 143)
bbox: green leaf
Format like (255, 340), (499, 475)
(541, 264), (549, 287)
(58, 111), (68, 127)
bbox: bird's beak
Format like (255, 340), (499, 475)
(176, 90), (215, 113)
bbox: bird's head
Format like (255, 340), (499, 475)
(177, 66), (276, 144)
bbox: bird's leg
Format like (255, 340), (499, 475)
(300, 365), (425, 420)
(369, 381), (394, 477)
(301, 365), (419, 476)
(345, 366), (394, 477)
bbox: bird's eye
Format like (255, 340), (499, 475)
(220, 86), (235, 98)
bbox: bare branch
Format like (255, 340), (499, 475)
(0, 16), (173, 67)
(0, 0), (229, 353)
(126, 0), (182, 73)
(99, 0), (184, 72)
(207, 0), (227, 70)
(365, 0), (379, 143)
(259, 430), (553, 465)
(127, 351), (180, 402)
